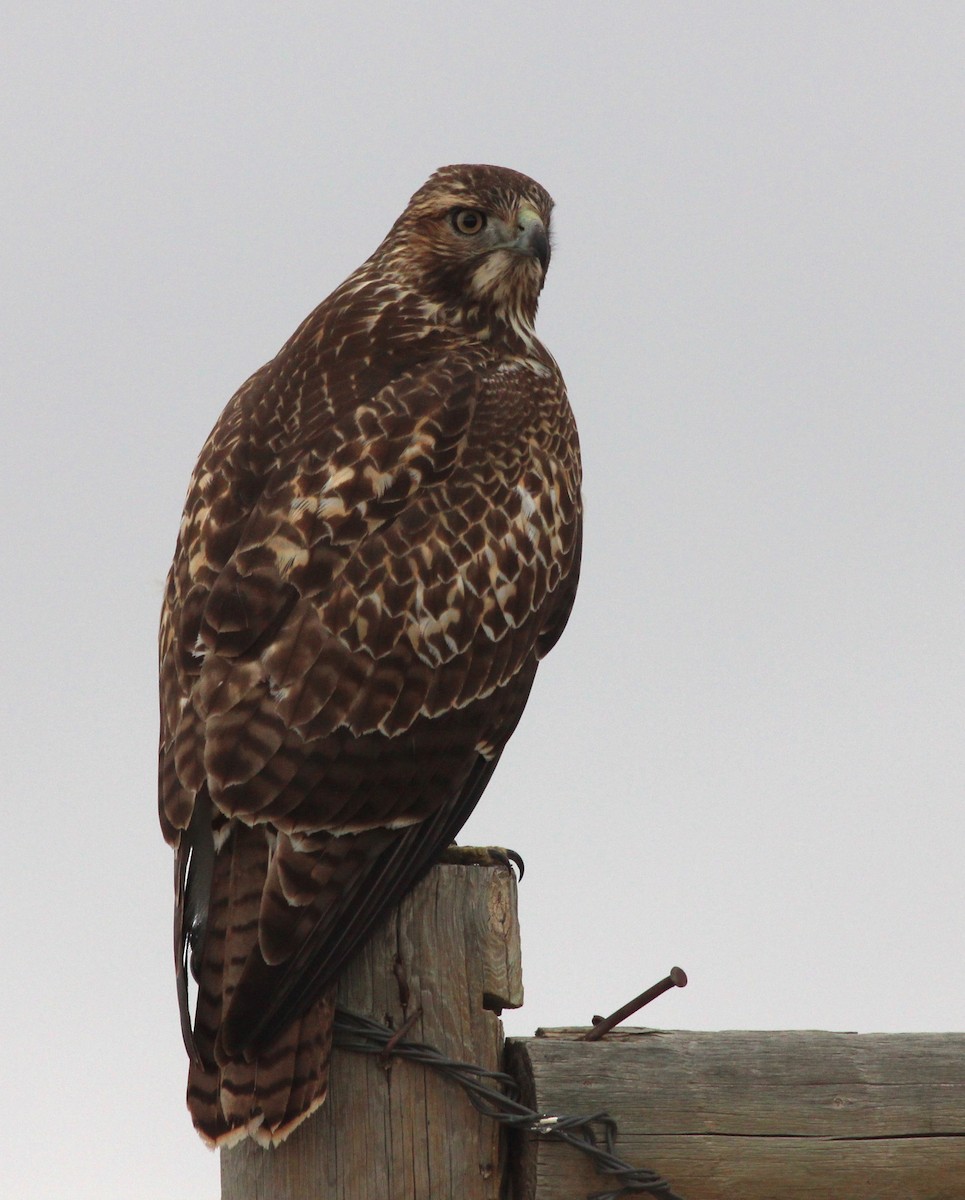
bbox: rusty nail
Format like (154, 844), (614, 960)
(583, 967), (688, 1042)
(393, 953), (411, 1011)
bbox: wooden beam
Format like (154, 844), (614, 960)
(506, 1027), (965, 1200)
(221, 863), (522, 1200)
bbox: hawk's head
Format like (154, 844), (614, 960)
(378, 164), (554, 340)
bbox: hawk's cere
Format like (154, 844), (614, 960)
(158, 164), (583, 1147)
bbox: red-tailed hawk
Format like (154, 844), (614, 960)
(159, 164), (582, 1147)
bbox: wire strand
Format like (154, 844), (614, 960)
(333, 1008), (684, 1200)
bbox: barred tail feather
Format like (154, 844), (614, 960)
(187, 993), (334, 1148)
(185, 821), (335, 1147)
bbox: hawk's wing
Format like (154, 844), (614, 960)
(160, 349), (581, 1066)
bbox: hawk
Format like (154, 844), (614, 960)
(158, 164), (582, 1147)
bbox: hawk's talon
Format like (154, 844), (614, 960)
(439, 844), (525, 880)
(504, 848), (525, 880)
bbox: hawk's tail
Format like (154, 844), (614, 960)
(187, 997), (334, 1148)
(184, 820), (335, 1148)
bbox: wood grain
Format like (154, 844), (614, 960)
(221, 862), (521, 1200)
(506, 1028), (965, 1200)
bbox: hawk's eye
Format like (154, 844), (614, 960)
(450, 209), (487, 236)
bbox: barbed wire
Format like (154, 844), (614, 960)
(333, 1008), (684, 1200)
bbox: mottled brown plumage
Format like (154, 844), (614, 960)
(159, 163), (582, 1147)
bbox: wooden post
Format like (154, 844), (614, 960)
(506, 1027), (965, 1200)
(220, 868), (965, 1200)
(220, 863), (523, 1200)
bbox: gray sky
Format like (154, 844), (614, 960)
(3, 4), (963, 1197)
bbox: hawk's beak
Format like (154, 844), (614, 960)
(515, 208), (550, 273)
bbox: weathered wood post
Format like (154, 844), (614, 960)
(221, 863), (965, 1200)
(221, 862), (522, 1200)
(506, 1026), (965, 1200)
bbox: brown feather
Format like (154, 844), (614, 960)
(159, 164), (582, 1145)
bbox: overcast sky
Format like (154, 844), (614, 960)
(3, 4), (963, 1198)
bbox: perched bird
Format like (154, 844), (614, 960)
(158, 164), (582, 1147)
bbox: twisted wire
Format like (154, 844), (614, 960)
(333, 1008), (684, 1200)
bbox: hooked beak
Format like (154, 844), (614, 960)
(515, 207), (550, 273)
